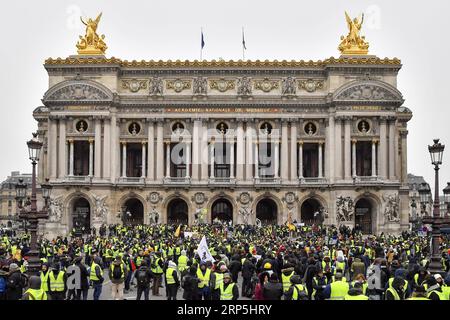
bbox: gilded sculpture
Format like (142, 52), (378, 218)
(338, 11), (369, 55)
(76, 13), (108, 55)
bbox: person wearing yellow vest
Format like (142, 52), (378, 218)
(210, 264), (227, 300)
(47, 264), (66, 300)
(385, 277), (406, 300)
(281, 264), (296, 293)
(89, 256), (104, 300)
(165, 261), (180, 300)
(406, 286), (430, 300)
(151, 252), (164, 296)
(109, 256), (128, 300)
(425, 275), (448, 300)
(220, 273), (239, 300)
(325, 272), (349, 300)
(21, 276), (47, 300)
(39, 263), (50, 293)
(178, 250), (189, 278)
(197, 262), (212, 300)
(344, 282), (368, 300)
(285, 275), (308, 300)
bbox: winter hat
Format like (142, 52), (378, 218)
(223, 273), (231, 279)
(28, 276), (41, 290)
(434, 274), (443, 281)
(9, 263), (19, 271)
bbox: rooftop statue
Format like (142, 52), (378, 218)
(338, 11), (369, 55)
(76, 13), (107, 55)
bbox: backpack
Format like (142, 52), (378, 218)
(136, 269), (148, 286)
(112, 265), (123, 280)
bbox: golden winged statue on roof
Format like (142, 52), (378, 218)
(76, 12), (108, 55)
(338, 11), (369, 55)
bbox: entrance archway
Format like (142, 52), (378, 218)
(355, 198), (373, 234)
(211, 199), (233, 223)
(256, 199), (278, 225)
(167, 199), (189, 225)
(72, 198), (91, 234)
(301, 198), (322, 225)
(123, 198), (144, 226)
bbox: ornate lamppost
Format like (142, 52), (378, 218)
(15, 133), (51, 276)
(422, 139), (450, 275)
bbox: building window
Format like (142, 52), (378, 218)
(75, 120), (88, 133)
(304, 122), (317, 136)
(260, 122), (273, 135)
(212, 142), (233, 178)
(125, 143), (144, 177)
(303, 143), (319, 177)
(74, 141), (90, 176)
(169, 143), (187, 178)
(259, 142), (274, 178)
(216, 122), (229, 135)
(8, 200), (12, 207)
(172, 122), (185, 134)
(128, 122), (141, 135)
(356, 141), (372, 176)
(357, 120), (370, 134)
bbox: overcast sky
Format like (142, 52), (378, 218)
(0, 0), (449, 195)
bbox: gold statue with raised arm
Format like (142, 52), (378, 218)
(76, 12), (107, 55)
(338, 11), (369, 55)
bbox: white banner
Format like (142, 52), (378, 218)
(196, 236), (215, 263)
(184, 232), (194, 239)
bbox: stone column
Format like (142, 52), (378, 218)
(109, 114), (117, 182)
(89, 139), (94, 177)
(400, 130), (408, 184)
(254, 142), (259, 179)
(147, 121), (155, 180)
(210, 141), (215, 179)
(236, 121), (245, 181)
(48, 118), (58, 179)
(372, 139), (377, 177)
(245, 122), (254, 181)
(274, 137), (280, 179)
(388, 118), (396, 180)
(326, 117), (335, 183)
(229, 141), (235, 179)
(281, 120), (289, 181)
(318, 142), (324, 178)
(185, 141), (191, 179)
(58, 118), (67, 178)
(192, 119), (200, 181)
(335, 117), (343, 180)
(68, 139), (74, 176)
(156, 121), (164, 181)
(201, 120), (209, 181)
(121, 142), (127, 178)
(103, 118), (111, 180)
(352, 139), (357, 178)
(290, 122), (298, 181)
(298, 141), (303, 179)
(94, 119), (102, 178)
(379, 117), (387, 179)
(344, 117), (352, 180)
(141, 142), (147, 178)
(166, 142), (171, 178)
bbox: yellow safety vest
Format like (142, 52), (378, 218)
(40, 271), (49, 292)
(152, 258), (163, 274)
(427, 289), (447, 300)
(49, 271), (65, 292)
(291, 284), (307, 300)
(406, 296), (430, 300)
(329, 281), (349, 300)
(351, 281), (368, 295)
(442, 286), (450, 300)
(110, 263), (125, 280)
(25, 288), (47, 300)
(166, 267), (176, 285)
(214, 273), (224, 290)
(90, 262), (103, 281)
(220, 283), (235, 300)
(387, 287), (401, 300)
(282, 271), (295, 292)
(388, 277), (408, 294)
(178, 255), (188, 272)
(197, 268), (211, 288)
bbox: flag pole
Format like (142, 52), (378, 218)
(242, 26), (245, 61)
(200, 27), (203, 61)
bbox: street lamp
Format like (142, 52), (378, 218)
(16, 133), (49, 276)
(444, 182), (450, 215)
(418, 182), (431, 216)
(15, 178), (27, 208)
(41, 178), (53, 208)
(422, 139), (450, 275)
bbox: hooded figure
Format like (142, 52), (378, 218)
(182, 266), (200, 300)
(386, 277), (405, 300)
(165, 260), (179, 300)
(22, 276), (47, 300)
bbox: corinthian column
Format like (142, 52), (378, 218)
(344, 117), (352, 180)
(94, 119), (102, 178)
(318, 142), (323, 178)
(121, 142), (127, 178)
(68, 139), (74, 176)
(372, 139), (377, 177)
(290, 122), (298, 181)
(352, 139), (357, 178)
(281, 120), (289, 181)
(58, 118), (67, 178)
(141, 142), (147, 178)
(89, 139), (94, 177)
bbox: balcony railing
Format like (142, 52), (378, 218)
(354, 176), (381, 183)
(254, 177), (282, 185)
(66, 176), (92, 183)
(118, 177), (145, 184)
(163, 177), (191, 185)
(209, 177), (236, 185)
(300, 177), (327, 184)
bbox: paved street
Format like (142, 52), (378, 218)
(85, 272), (250, 301)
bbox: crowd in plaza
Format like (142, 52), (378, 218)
(0, 222), (450, 301)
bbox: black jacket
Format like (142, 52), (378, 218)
(75, 263), (90, 290)
(135, 266), (153, 287)
(222, 282), (239, 300)
(263, 281), (283, 300)
(182, 274), (200, 300)
(228, 259), (241, 276)
(7, 270), (25, 300)
(242, 260), (255, 279)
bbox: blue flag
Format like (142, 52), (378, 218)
(201, 31), (205, 49)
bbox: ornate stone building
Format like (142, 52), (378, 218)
(32, 14), (412, 237)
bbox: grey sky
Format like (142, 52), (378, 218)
(1, 0), (449, 196)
